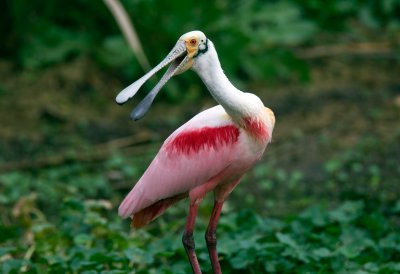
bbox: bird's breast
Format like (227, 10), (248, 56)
(241, 107), (275, 143)
(242, 117), (270, 143)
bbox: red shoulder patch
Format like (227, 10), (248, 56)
(167, 125), (240, 155)
(243, 117), (269, 141)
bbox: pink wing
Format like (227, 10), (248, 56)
(118, 106), (244, 221)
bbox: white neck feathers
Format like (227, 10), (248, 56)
(192, 41), (264, 121)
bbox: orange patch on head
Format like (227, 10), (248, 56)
(185, 37), (199, 57)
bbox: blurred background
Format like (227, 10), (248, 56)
(0, 0), (400, 273)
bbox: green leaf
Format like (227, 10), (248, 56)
(393, 199), (400, 213)
(230, 249), (253, 269)
(379, 233), (400, 250)
(330, 201), (364, 223)
(74, 234), (93, 246)
(300, 205), (330, 227)
(0, 247), (17, 257)
(20, 24), (89, 69)
(276, 232), (310, 263)
(381, 262), (400, 272)
(312, 247), (332, 259)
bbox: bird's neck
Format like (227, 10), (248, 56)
(193, 44), (256, 121)
(193, 43), (274, 143)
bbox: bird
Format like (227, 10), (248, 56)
(116, 30), (275, 274)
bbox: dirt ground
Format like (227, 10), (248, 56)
(1, 55), (399, 215)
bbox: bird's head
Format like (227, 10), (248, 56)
(115, 30), (209, 120)
(175, 31), (209, 74)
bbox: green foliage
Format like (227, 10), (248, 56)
(296, 0), (400, 30)
(1, 145), (400, 273)
(1, 191), (400, 273)
(2, 0), (399, 84)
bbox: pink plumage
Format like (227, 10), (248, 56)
(166, 125), (239, 155)
(118, 106), (272, 227)
(116, 31), (275, 274)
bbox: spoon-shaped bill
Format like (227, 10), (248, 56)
(115, 40), (187, 105)
(130, 55), (189, 120)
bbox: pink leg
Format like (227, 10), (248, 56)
(182, 202), (202, 274)
(205, 200), (224, 274)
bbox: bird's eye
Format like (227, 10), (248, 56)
(190, 39), (197, 46)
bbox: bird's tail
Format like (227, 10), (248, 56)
(131, 193), (187, 228)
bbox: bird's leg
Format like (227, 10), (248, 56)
(182, 201), (202, 274)
(205, 200), (224, 274)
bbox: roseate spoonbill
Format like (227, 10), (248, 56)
(116, 31), (275, 274)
